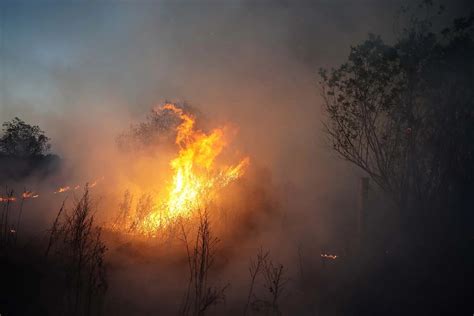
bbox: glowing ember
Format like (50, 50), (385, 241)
(54, 179), (101, 194)
(0, 196), (16, 202)
(54, 186), (71, 194)
(22, 191), (39, 199)
(124, 103), (249, 234)
(320, 254), (338, 260)
(89, 176), (104, 188)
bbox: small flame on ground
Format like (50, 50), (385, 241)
(22, 191), (39, 199)
(89, 176), (105, 188)
(54, 177), (104, 194)
(321, 253), (338, 260)
(54, 186), (71, 194)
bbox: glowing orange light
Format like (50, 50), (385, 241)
(22, 191), (39, 199)
(321, 253), (338, 260)
(0, 196), (16, 202)
(124, 103), (249, 234)
(54, 186), (71, 194)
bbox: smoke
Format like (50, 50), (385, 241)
(1, 0), (473, 314)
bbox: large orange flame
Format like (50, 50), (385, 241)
(130, 104), (249, 234)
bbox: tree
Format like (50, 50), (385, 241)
(319, 5), (474, 237)
(117, 101), (201, 153)
(0, 117), (51, 157)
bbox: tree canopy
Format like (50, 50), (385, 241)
(0, 117), (51, 158)
(116, 102), (201, 153)
(319, 6), (474, 234)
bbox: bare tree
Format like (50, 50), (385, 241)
(261, 259), (286, 316)
(244, 248), (269, 316)
(246, 250), (287, 316)
(180, 210), (228, 316)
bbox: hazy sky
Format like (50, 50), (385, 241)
(0, 0), (472, 194)
(0, 0), (407, 117)
(2, 1), (470, 115)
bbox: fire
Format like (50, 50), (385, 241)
(125, 104), (249, 234)
(54, 186), (71, 194)
(89, 176), (104, 188)
(22, 191), (39, 199)
(54, 179), (102, 194)
(320, 253), (338, 260)
(0, 196), (16, 202)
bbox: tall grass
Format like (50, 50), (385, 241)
(0, 186), (15, 247)
(46, 185), (107, 316)
(180, 209), (228, 316)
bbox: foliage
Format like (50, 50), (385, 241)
(319, 6), (474, 231)
(117, 102), (200, 152)
(0, 117), (51, 157)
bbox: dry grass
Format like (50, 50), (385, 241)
(46, 185), (107, 316)
(180, 209), (228, 316)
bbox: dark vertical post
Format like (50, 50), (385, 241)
(358, 177), (369, 252)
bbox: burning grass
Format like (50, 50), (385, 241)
(109, 103), (249, 236)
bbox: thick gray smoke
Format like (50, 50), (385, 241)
(1, 1), (472, 314)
